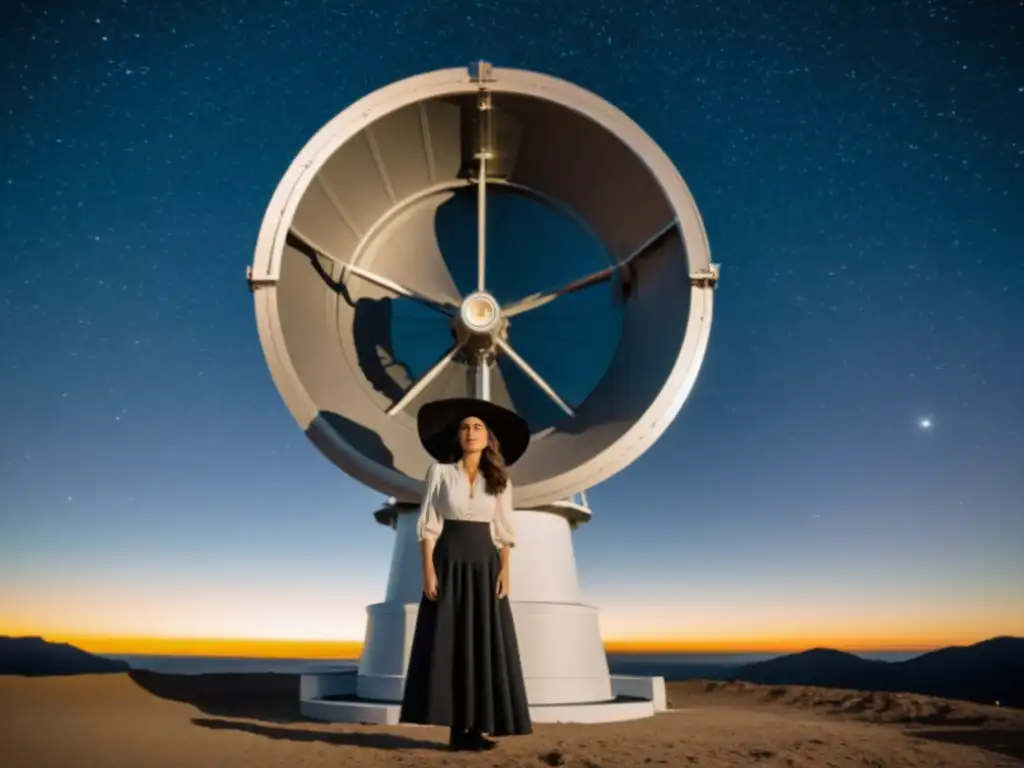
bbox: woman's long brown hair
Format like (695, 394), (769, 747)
(480, 429), (509, 496)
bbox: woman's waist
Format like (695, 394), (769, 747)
(442, 517), (492, 527)
(437, 518), (498, 554)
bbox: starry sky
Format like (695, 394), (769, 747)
(2, 0), (1022, 653)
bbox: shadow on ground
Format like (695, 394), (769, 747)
(191, 717), (447, 751)
(909, 727), (1024, 761)
(128, 671), (305, 723)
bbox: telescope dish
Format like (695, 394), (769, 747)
(249, 63), (717, 509)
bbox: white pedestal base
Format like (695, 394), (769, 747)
(299, 668), (668, 725)
(357, 600), (612, 704)
(302, 505), (662, 725)
(362, 507), (614, 705)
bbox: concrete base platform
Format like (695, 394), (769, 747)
(299, 668), (667, 725)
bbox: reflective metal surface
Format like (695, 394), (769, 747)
(250, 64), (716, 507)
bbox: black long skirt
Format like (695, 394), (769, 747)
(399, 520), (532, 736)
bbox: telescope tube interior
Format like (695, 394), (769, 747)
(252, 67), (713, 507)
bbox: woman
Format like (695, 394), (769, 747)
(399, 397), (533, 752)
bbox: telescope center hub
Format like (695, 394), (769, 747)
(459, 291), (502, 336)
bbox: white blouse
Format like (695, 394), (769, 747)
(416, 462), (516, 549)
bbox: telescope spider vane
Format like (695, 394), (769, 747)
(284, 89), (681, 422)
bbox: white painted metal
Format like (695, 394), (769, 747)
(495, 337), (575, 416)
(289, 227), (456, 315)
(298, 668), (667, 725)
(501, 218), (679, 317)
(473, 359), (491, 400)
(458, 292), (502, 334)
(249, 63), (716, 509)
(386, 342), (465, 416)
(477, 155), (488, 293)
(358, 508), (611, 707)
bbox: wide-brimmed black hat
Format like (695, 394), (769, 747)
(417, 397), (531, 467)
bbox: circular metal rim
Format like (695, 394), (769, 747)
(251, 65), (716, 507)
(459, 291), (503, 335)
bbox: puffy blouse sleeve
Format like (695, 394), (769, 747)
(492, 479), (516, 548)
(416, 463), (444, 543)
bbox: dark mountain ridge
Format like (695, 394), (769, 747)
(0, 636), (131, 676)
(732, 636), (1024, 708)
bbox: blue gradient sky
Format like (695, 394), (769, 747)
(1, 0), (1022, 651)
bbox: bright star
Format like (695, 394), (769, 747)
(917, 416), (934, 431)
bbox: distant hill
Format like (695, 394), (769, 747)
(0, 636), (131, 676)
(732, 636), (1024, 708)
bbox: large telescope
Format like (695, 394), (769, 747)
(248, 61), (718, 724)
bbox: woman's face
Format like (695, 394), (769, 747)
(458, 416), (489, 455)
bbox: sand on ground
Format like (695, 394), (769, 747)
(1, 673), (1021, 767)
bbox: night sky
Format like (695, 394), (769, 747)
(2, 0), (1022, 651)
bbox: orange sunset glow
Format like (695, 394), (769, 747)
(18, 634), (999, 659)
(6, 630), (1012, 660)
(4, 581), (1019, 663)
(11, 625), (992, 655)
(5, 582), (1023, 659)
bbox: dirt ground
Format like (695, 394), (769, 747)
(1, 673), (1021, 767)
